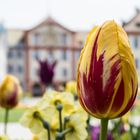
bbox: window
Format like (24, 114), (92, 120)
(7, 51), (14, 58)
(34, 33), (40, 45)
(17, 43), (24, 48)
(17, 51), (22, 58)
(33, 51), (39, 60)
(8, 64), (14, 73)
(48, 50), (54, 61)
(63, 68), (67, 77)
(17, 65), (23, 73)
(62, 33), (67, 45)
(129, 35), (134, 48)
(75, 51), (80, 61)
(134, 36), (138, 48)
(62, 51), (67, 60)
(31, 33), (40, 45)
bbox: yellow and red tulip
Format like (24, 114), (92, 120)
(0, 75), (22, 109)
(77, 21), (138, 119)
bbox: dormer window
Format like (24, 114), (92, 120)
(61, 33), (67, 45)
(34, 33), (40, 45)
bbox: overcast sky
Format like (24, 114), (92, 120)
(0, 0), (140, 30)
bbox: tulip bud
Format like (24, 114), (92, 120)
(77, 21), (138, 119)
(0, 75), (22, 109)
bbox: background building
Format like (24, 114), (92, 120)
(6, 10), (140, 92)
(7, 29), (25, 89)
(123, 9), (140, 86)
(7, 17), (88, 91)
(0, 23), (7, 82)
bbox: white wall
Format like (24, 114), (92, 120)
(0, 26), (7, 82)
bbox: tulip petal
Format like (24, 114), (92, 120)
(77, 20), (138, 119)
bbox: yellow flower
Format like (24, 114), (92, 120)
(38, 118), (59, 140)
(65, 112), (88, 140)
(20, 105), (56, 134)
(30, 100), (59, 140)
(20, 106), (44, 134)
(42, 90), (75, 115)
(43, 90), (74, 105)
(65, 81), (77, 95)
(0, 135), (8, 140)
(74, 101), (88, 122)
(32, 135), (39, 140)
(0, 75), (22, 109)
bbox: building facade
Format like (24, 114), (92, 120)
(7, 29), (26, 89)
(6, 10), (140, 92)
(0, 23), (7, 82)
(123, 9), (140, 86)
(7, 17), (87, 91)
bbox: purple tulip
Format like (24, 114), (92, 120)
(38, 59), (56, 86)
(91, 126), (113, 140)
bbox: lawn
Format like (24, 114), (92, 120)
(0, 103), (140, 123)
(0, 107), (26, 122)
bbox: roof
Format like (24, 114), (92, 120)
(28, 16), (75, 33)
(7, 29), (25, 47)
(123, 9), (140, 33)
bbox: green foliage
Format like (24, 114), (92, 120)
(131, 105), (140, 116)
(120, 132), (132, 140)
(113, 130), (132, 140)
(0, 107), (25, 122)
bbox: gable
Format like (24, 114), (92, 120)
(27, 23), (74, 47)
(123, 11), (140, 33)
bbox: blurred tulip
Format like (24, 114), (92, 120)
(0, 75), (22, 109)
(91, 126), (113, 140)
(0, 135), (8, 140)
(32, 135), (39, 140)
(65, 81), (77, 95)
(38, 59), (56, 86)
(77, 20), (138, 119)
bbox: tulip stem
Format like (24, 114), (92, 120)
(4, 108), (9, 134)
(63, 117), (70, 140)
(56, 104), (63, 132)
(100, 119), (109, 140)
(56, 128), (73, 140)
(34, 112), (51, 140)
